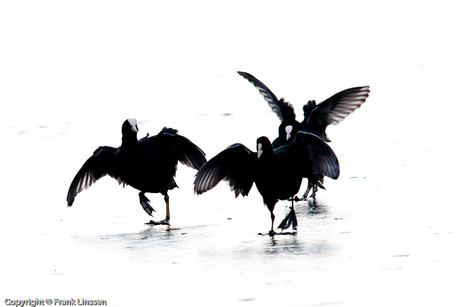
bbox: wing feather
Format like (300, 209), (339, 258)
(194, 144), (256, 197)
(238, 71), (296, 122)
(140, 127), (207, 170)
(308, 86), (370, 128)
(293, 131), (340, 179)
(67, 146), (118, 207)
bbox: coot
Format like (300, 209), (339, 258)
(67, 119), (206, 225)
(194, 131), (339, 235)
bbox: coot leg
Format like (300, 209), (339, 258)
(146, 194), (170, 226)
(268, 211), (278, 236)
(310, 185), (318, 199)
(300, 184), (312, 201)
(302, 180), (326, 200)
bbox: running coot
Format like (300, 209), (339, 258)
(194, 131), (339, 235)
(67, 118), (207, 225)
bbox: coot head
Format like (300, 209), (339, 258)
(302, 100), (316, 117)
(122, 118), (139, 144)
(123, 118), (138, 132)
(256, 136), (273, 159)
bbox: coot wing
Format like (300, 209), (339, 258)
(307, 86), (370, 129)
(237, 71), (296, 122)
(194, 144), (257, 197)
(140, 128), (207, 170)
(67, 146), (118, 207)
(294, 131), (340, 179)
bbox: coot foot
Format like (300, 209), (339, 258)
(278, 206), (298, 231)
(145, 218), (170, 226)
(139, 192), (155, 216)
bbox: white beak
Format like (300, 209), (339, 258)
(128, 118), (138, 133)
(257, 143), (263, 158)
(285, 125), (293, 140)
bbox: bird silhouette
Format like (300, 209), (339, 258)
(237, 71), (369, 199)
(194, 131), (339, 235)
(67, 118), (206, 225)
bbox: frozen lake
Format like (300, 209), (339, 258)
(1, 1), (460, 306)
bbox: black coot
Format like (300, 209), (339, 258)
(67, 118), (206, 225)
(194, 131), (339, 235)
(237, 71), (369, 198)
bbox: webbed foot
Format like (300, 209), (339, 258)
(258, 230), (296, 236)
(145, 218), (170, 226)
(277, 207), (298, 231)
(139, 193), (155, 216)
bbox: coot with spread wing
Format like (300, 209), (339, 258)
(67, 119), (206, 225)
(237, 71), (368, 199)
(194, 131), (339, 235)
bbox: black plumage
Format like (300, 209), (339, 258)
(300, 86), (370, 142)
(237, 71), (369, 199)
(67, 118), (207, 225)
(237, 71), (370, 143)
(194, 131), (339, 235)
(237, 71), (300, 148)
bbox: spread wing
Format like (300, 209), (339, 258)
(67, 146), (118, 207)
(194, 144), (257, 197)
(237, 71), (296, 122)
(140, 127), (207, 170)
(293, 131), (340, 179)
(306, 86), (370, 129)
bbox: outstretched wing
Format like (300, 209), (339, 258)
(194, 144), (257, 197)
(67, 146), (118, 207)
(293, 131), (340, 179)
(140, 127), (207, 170)
(306, 86), (370, 129)
(237, 71), (296, 122)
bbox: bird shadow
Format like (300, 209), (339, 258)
(263, 233), (304, 255)
(291, 198), (329, 216)
(94, 224), (187, 246)
(257, 231), (297, 237)
(305, 200), (329, 216)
